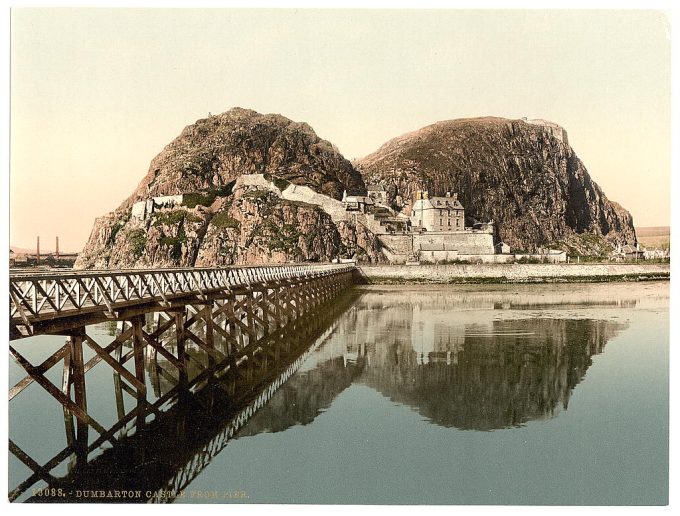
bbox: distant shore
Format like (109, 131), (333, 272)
(356, 263), (670, 284)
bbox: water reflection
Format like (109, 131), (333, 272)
(360, 316), (621, 430)
(12, 285), (637, 503)
(222, 288), (627, 437)
(22, 291), (361, 503)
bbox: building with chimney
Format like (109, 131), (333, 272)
(410, 191), (465, 232)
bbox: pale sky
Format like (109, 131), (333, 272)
(9, 8), (671, 251)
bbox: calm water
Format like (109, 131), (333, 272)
(9, 282), (669, 505)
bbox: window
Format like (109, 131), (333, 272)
(456, 219), (460, 227)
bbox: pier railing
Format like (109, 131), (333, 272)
(9, 264), (355, 339)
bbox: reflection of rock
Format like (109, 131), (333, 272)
(234, 289), (628, 435)
(237, 354), (365, 436)
(360, 317), (624, 431)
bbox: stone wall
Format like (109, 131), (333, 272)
(525, 118), (569, 145)
(418, 253), (567, 264)
(238, 174), (350, 223)
(415, 230), (494, 255)
(357, 263), (670, 283)
(131, 195), (184, 220)
(282, 184), (349, 222)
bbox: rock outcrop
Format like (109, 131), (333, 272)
(76, 111), (639, 269)
(122, 107), (365, 209)
(75, 108), (379, 269)
(355, 117), (637, 254)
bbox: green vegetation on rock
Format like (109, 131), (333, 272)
(242, 189), (271, 201)
(159, 227), (187, 260)
(211, 211), (240, 229)
(182, 183), (234, 208)
(127, 229), (147, 258)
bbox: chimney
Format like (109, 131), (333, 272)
(56, 236), (60, 260)
(36, 236), (40, 265)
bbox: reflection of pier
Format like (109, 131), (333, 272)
(21, 290), (360, 503)
(8, 264), (355, 502)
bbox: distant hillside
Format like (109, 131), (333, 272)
(10, 245), (78, 255)
(355, 117), (637, 255)
(636, 226), (670, 249)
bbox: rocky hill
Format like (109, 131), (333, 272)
(121, 107), (365, 208)
(75, 111), (638, 269)
(355, 117), (637, 254)
(75, 109), (377, 269)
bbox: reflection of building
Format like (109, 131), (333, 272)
(360, 316), (623, 430)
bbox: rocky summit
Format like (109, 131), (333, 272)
(75, 110), (637, 269)
(122, 107), (365, 209)
(355, 117), (636, 254)
(75, 109), (377, 269)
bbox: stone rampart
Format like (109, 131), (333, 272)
(357, 263), (670, 283)
(415, 231), (494, 255)
(281, 184), (348, 222)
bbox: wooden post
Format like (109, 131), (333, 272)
(132, 316), (147, 428)
(67, 330), (88, 464)
(113, 372), (126, 421)
(204, 303), (215, 367)
(175, 310), (187, 384)
(61, 345), (76, 471)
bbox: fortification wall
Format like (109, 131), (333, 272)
(525, 118), (569, 145)
(415, 231), (494, 255)
(358, 263), (670, 283)
(281, 184), (349, 222)
(238, 174), (350, 223)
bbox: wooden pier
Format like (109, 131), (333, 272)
(8, 264), (356, 502)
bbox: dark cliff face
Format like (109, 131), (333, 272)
(355, 117), (637, 253)
(123, 107), (366, 208)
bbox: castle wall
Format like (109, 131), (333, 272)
(359, 263), (670, 283)
(238, 174), (350, 223)
(525, 118), (569, 145)
(282, 184), (349, 222)
(415, 231), (494, 255)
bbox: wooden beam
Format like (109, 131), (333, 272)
(9, 345), (105, 434)
(9, 343), (69, 401)
(82, 334), (146, 394)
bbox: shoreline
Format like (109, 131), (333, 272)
(356, 263), (670, 285)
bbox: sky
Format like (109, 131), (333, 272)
(9, 8), (671, 251)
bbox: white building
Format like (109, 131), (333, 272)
(367, 184), (388, 206)
(410, 191), (465, 232)
(342, 190), (374, 213)
(131, 194), (185, 220)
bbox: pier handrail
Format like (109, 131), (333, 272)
(9, 263), (355, 326)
